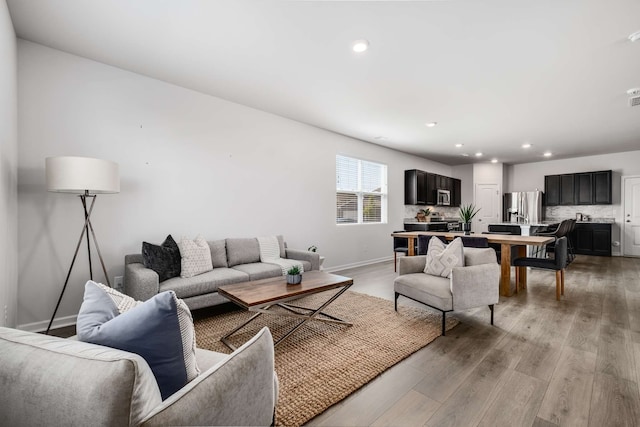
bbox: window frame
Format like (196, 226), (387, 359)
(336, 154), (388, 225)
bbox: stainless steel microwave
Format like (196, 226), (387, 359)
(437, 189), (451, 206)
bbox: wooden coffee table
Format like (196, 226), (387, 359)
(217, 271), (353, 350)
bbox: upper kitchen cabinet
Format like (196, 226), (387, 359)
(560, 174), (575, 205)
(575, 172), (593, 205)
(405, 169), (427, 205)
(452, 178), (461, 207)
(593, 170), (612, 204)
(544, 170), (612, 206)
(545, 175), (560, 205)
(425, 173), (437, 205)
(405, 170), (460, 206)
(544, 174), (574, 205)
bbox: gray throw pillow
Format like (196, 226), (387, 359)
(142, 235), (181, 282)
(77, 281), (199, 400)
(424, 237), (464, 278)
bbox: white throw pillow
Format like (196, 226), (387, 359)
(179, 235), (214, 278)
(424, 237), (464, 278)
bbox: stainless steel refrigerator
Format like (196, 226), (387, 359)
(503, 191), (544, 224)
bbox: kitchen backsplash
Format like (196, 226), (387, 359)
(546, 205), (615, 222)
(404, 205), (461, 220)
(405, 204), (616, 223)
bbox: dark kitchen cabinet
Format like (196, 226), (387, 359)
(570, 223), (611, 256)
(560, 174), (575, 205)
(405, 170), (461, 206)
(545, 170), (612, 206)
(575, 172), (593, 205)
(436, 175), (451, 190)
(426, 173), (437, 205)
(404, 169), (427, 205)
(593, 170), (612, 204)
(452, 178), (461, 207)
(545, 175), (560, 206)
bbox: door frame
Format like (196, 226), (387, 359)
(622, 175), (640, 257)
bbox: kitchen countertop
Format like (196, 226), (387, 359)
(488, 222), (553, 227)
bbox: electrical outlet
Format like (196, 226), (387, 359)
(113, 276), (124, 292)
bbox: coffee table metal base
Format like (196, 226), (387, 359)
(221, 285), (352, 350)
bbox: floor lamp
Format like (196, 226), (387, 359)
(45, 156), (120, 334)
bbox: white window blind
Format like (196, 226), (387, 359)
(336, 155), (387, 224)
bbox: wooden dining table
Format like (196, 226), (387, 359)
(391, 231), (555, 297)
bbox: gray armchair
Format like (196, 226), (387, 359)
(394, 247), (501, 335)
(0, 326), (278, 426)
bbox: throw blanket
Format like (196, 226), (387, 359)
(257, 236), (304, 275)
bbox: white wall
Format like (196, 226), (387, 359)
(506, 150), (640, 256)
(0, 0), (18, 327)
(17, 41), (451, 329)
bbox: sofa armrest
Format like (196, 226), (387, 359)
(398, 256), (427, 275)
(140, 327), (277, 427)
(124, 262), (160, 301)
(286, 248), (320, 271)
(451, 263), (500, 311)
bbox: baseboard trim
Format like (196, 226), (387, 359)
(18, 314), (77, 333)
(324, 256), (392, 273)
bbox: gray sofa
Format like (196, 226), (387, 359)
(125, 236), (320, 310)
(0, 326), (277, 426)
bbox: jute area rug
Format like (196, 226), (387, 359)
(194, 290), (458, 427)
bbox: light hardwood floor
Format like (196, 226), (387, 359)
(306, 254), (640, 427)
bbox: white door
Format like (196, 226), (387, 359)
(474, 184), (501, 234)
(623, 176), (640, 257)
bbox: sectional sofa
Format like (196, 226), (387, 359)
(125, 236), (320, 310)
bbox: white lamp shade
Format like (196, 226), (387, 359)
(46, 156), (120, 194)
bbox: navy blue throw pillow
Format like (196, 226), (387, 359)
(77, 282), (188, 400)
(142, 235), (181, 282)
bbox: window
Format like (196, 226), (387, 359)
(336, 155), (387, 224)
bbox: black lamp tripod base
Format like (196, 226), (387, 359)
(45, 191), (111, 335)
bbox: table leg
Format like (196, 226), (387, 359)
(500, 243), (512, 297)
(517, 245), (527, 290)
(408, 237), (415, 256)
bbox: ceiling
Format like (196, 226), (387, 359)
(7, 0), (640, 165)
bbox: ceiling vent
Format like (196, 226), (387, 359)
(630, 96), (640, 107)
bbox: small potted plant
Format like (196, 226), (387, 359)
(415, 208), (431, 222)
(286, 265), (302, 285)
(459, 204), (480, 235)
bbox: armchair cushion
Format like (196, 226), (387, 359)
(394, 273), (453, 311)
(424, 237), (464, 278)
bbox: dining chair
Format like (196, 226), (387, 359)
(460, 236), (489, 248)
(513, 236), (568, 300)
(417, 235), (448, 255)
(393, 231), (416, 272)
(536, 219), (575, 263)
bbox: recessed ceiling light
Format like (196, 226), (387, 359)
(461, 153), (469, 157)
(425, 122), (438, 128)
(475, 152), (483, 157)
(455, 143), (463, 148)
(352, 40), (369, 53)
(522, 143), (532, 148)
(629, 31), (640, 42)
(491, 159), (498, 163)
(543, 152), (552, 157)
(374, 136), (387, 141)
